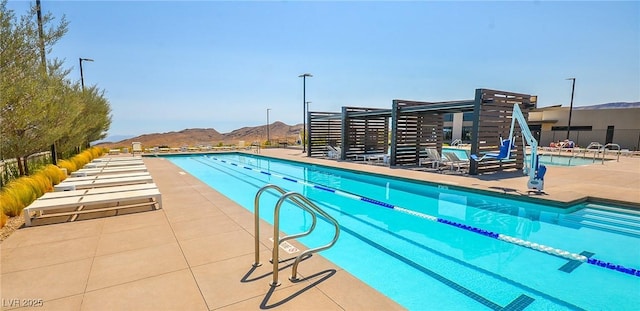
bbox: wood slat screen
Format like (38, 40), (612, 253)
(392, 100), (444, 166)
(342, 107), (389, 161)
(308, 111), (342, 158)
(469, 89), (537, 175)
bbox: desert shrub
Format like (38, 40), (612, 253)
(41, 164), (66, 184)
(90, 147), (106, 158)
(57, 159), (77, 173)
(0, 212), (7, 228)
(72, 153), (91, 169)
(1, 191), (24, 217)
(19, 177), (46, 197)
(32, 174), (54, 193)
(1, 182), (35, 217)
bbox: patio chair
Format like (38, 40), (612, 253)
(470, 139), (513, 162)
(71, 165), (148, 177)
(84, 159), (144, 168)
(39, 183), (159, 200)
(132, 142), (143, 156)
(92, 156), (143, 163)
(442, 152), (470, 173)
(23, 188), (162, 226)
(364, 152), (389, 165)
(53, 175), (154, 191)
(418, 148), (443, 169)
(327, 146), (341, 159)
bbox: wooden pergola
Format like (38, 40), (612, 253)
(306, 88), (537, 175)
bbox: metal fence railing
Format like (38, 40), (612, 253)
(0, 152), (52, 188)
(537, 129), (640, 151)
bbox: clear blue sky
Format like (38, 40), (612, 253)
(7, 0), (640, 138)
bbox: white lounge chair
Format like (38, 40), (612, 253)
(23, 188), (162, 226)
(71, 165), (148, 177)
(62, 172), (150, 182)
(132, 142), (143, 156)
(54, 175), (154, 191)
(84, 160), (144, 168)
(327, 146), (341, 159)
(363, 148), (391, 165)
(39, 183), (159, 200)
(92, 157), (143, 163)
(418, 148), (443, 169)
(442, 152), (469, 173)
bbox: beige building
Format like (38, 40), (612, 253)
(445, 103), (640, 151)
(528, 104), (640, 150)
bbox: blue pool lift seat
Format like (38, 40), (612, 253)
(470, 139), (514, 162)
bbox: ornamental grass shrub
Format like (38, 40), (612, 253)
(0, 147), (106, 221)
(1, 182), (34, 217)
(0, 164), (61, 219)
(71, 153), (91, 170)
(41, 164), (66, 184)
(57, 159), (77, 173)
(0, 212), (7, 229)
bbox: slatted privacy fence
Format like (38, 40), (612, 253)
(470, 89), (537, 175)
(342, 107), (390, 161)
(308, 111), (342, 158)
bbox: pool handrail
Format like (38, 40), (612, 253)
(253, 184), (317, 267)
(270, 191), (340, 287)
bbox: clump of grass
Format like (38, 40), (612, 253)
(1, 192), (23, 218)
(71, 153), (91, 169)
(57, 159), (77, 173)
(89, 147), (105, 159)
(40, 164), (66, 185)
(0, 211), (7, 229)
(19, 176), (46, 197)
(1, 181), (35, 217)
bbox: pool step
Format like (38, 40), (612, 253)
(562, 208), (640, 238)
(583, 204), (640, 217)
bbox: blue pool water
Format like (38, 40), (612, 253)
(443, 147), (599, 166)
(167, 153), (640, 310)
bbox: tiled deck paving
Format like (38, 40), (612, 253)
(1, 149), (639, 310)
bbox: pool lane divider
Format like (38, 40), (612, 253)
(203, 155), (640, 278)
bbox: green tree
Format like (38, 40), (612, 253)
(0, 1), (110, 176)
(56, 85), (111, 156)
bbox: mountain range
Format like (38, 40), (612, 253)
(97, 121), (302, 148)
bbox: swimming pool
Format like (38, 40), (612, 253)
(167, 153), (640, 310)
(442, 147), (600, 166)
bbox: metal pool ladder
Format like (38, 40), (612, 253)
(253, 184), (340, 287)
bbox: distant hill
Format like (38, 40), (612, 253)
(574, 102), (640, 110)
(98, 121), (302, 148)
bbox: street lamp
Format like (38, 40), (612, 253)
(266, 108), (271, 145)
(566, 77), (576, 140)
(298, 73), (312, 152)
(80, 58), (94, 91)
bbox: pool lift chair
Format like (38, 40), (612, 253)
(470, 103), (547, 192)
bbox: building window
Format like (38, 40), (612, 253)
(443, 127), (452, 141)
(443, 113), (453, 122)
(551, 126), (592, 131)
(463, 112), (474, 121)
(462, 126), (473, 142)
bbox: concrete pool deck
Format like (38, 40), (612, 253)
(1, 149), (638, 310)
(258, 148), (640, 208)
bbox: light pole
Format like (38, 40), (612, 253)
(80, 58), (94, 91)
(266, 108), (271, 145)
(298, 73), (312, 152)
(566, 77), (576, 140)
